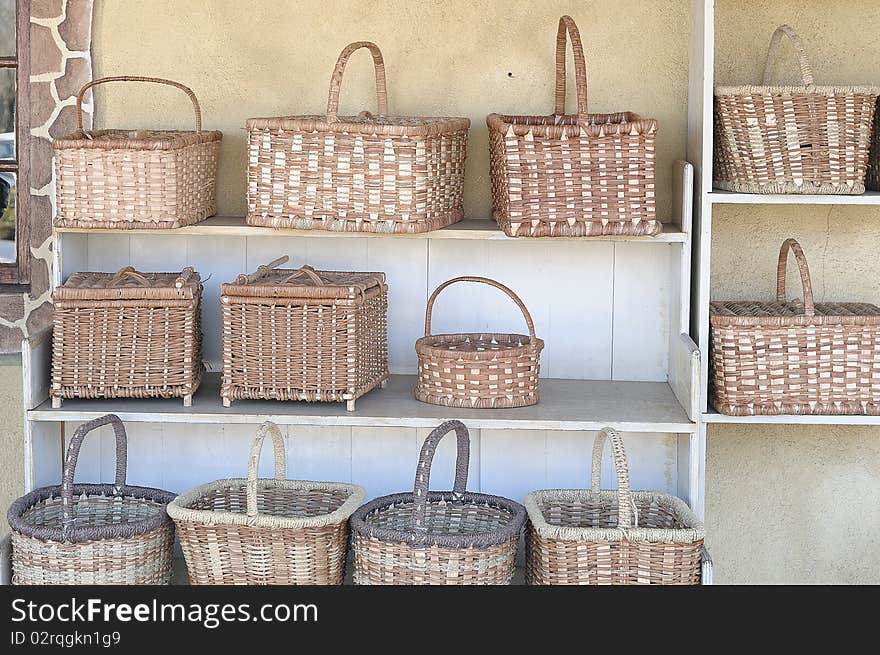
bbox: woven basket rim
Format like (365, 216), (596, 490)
(55, 270), (202, 301)
(53, 128), (223, 150)
(415, 332), (544, 360)
(167, 478), (366, 529)
(487, 112), (658, 138)
(221, 268), (386, 299)
(350, 490), (526, 548)
(709, 300), (880, 325)
(246, 115), (470, 137)
(715, 84), (880, 97)
(525, 488), (705, 543)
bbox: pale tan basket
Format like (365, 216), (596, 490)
(526, 427), (704, 585)
(54, 76), (222, 229)
(221, 257), (389, 410)
(246, 42), (469, 234)
(487, 16), (659, 237)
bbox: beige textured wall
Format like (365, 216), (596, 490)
(0, 354), (23, 535)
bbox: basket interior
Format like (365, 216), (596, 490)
(19, 493), (168, 531)
(499, 111), (643, 128)
(420, 333), (534, 353)
(186, 484), (350, 519)
(364, 499), (516, 536)
(539, 497), (692, 531)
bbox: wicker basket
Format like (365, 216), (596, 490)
(7, 415), (175, 585)
(710, 239), (880, 416)
(167, 421), (365, 585)
(351, 420), (525, 585)
(415, 276), (543, 408)
(487, 16), (659, 238)
(715, 26), (879, 195)
(246, 42), (469, 234)
(54, 76), (222, 229)
(51, 266), (202, 408)
(867, 98), (880, 191)
(221, 256), (389, 410)
(526, 427), (704, 585)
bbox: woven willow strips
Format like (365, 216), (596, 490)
(868, 99), (880, 191)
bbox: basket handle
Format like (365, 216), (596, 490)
(109, 266), (151, 287)
(589, 427), (634, 530)
(761, 25), (815, 87)
(174, 267), (196, 289)
(60, 415), (128, 539)
(235, 256), (290, 285)
(281, 265), (325, 286)
(553, 15), (589, 118)
(246, 421), (287, 518)
(326, 41), (389, 122)
(775, 238), (816, 317)
(411, 420), (470, 533)
(424, 276), (537, 342)
(76, 76), (203, 133)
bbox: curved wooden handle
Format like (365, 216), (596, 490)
(590, 427), (634, 530)
(761, 25), (815, 87)
(554, 15), (589, 118)
(326, 41), (389, 121)
(109, 266), (150, 287)
(411, 421), (470, 533)
(77, 76), (203, 132)
(246, 422), (287, 518)
(775, 238), (816, 316)
(174, 267), (196, 289)
(236, 256), (289, 285)
(281, 265), (325, 286)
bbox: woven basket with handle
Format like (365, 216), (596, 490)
(715, 26), (879, 195)
(168, 421), (365, 585)
(53, 76), (222, 229)
(415, 276), (543, 408)
(350, 420), (525, 585)
(7, 415), (176, 585)
(487, 15), (659, 237)
(526, 427), (704, 585)
(710, 238), (880, 416)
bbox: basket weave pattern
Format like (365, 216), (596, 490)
(867, 98), (880, 191)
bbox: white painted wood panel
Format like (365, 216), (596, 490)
(86, 234), (129, 273)
(288, 425), (352, 483)
(350, 426), (419, 499)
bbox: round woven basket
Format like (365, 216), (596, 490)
(350, 421), (526, 585)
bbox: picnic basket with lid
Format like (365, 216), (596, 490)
(53, 76), (222, 229)
(526, 427), (704, 585)
(167, 421), (365, 585)
(50, 266), (203, 408)
(350, 420), (526, 585)
(7, 415), (176, 585)
(246, 41), (469, 234)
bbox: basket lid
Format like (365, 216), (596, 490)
(222, 258), (385, 300)
(54, 267), (201, 301)
(53, 128), (223, 151)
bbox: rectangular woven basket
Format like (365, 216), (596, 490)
(53, 76), (222, 229)
(246, 42), (469, 234)
(710, 239), (880, 416)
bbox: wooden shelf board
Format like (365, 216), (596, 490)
(709, 190), (880, 206)
(703, 410), (880, 426)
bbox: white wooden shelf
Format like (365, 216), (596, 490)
(703, 410), (880, 426)
(709, 190), (880, 206)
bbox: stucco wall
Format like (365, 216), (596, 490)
(0, 354), (23, 535)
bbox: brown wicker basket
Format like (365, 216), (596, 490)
(526, 427), (704, 585)
(350, 421), (526, 585)
(415, 276), (543, 408)
(867, 98), (880, 191)
(487, 16), (658, 238)
(221, 256), (389, 410)
(51, 266), (203, 408)
(710, 239), (880, 416)
(7, 415), (176, 585)
(246, 42), (469, 234)
(54, 76), (222, 229)
(715, 26), (879, 195)
(167, 421), (365, 585)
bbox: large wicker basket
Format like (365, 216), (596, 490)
(526, 427), (704, 585)
(415, 276), (543, 408)
(221, 257), (389, 410)
(51, 266), (203, 408)
(54, 76), (222, 229)
(715, 26), (879, 195)
(867, 99), (880, 191)
(710, 239), (880, 416)
(246, 42), (469, 234)
(7, 415), (176, 585)
(351, 421), (525, 585)
(487, 16), (659, 238)
(168, 421), (365, 585)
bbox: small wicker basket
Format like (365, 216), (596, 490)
(526, 427), (704, 585)
(415, 276), (543, 408)
(7, 415), (176, 585)
(351, 420), (526, 585)
(168, 422), (365, 585)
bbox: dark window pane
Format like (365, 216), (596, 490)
(0, 1), (14, 58)
(0, 67), (13, 159)
(0, 171), (14, 263)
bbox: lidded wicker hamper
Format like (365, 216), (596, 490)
(167, 421), (365, 585)
(246, 41), (469, 234)
(7, 415), (176, 585)
(715, 26), (879, 195)
(526, 427), (704, 585)
(710, 238), (880, 416)
(487, 15), (659, 237)
(415, 276), (543, 408)
(350, 420), (526, 585)
(221, 256), (389, 410)
(54, 76), (222, 229)
(51, 266), (203, 408)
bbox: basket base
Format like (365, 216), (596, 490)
(713, 399), (880, 416)
(246, 209), (463, 234)
(713, 179), (867, 195)
(414, 386), (539, 409)
(493, 210), (661, 238)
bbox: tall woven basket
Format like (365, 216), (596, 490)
(7, 415), (176, 585)
(710, 239), (880, 416)
(54, 76), (222, 229)
(350, 421), (526, 585)
(246, 42), (469, 234)
(867, 98), (880, 191)
(168, 422), (365, 585)
(715, 26), (879, 194)
(526, 427), (704, 585)
(487, 15), (659, 237)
